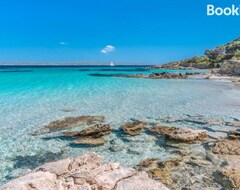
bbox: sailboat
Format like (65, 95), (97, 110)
(110, 61), (115, 66)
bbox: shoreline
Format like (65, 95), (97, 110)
(0, 67), (239, 189)
(207, 73), (240, 85)
(1, 114), (240, 189)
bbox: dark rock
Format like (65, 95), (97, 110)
(62, 124), (112, 138)
(121, 120), (147, 136)
(36, 115), (105, 134)
(228, 130), (240, 140)
(149, 72), (188, 79)
(219, 59), (240, 76)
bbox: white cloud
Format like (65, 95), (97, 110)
(59, 41), (67, 45)
(101, 45), (115, 54)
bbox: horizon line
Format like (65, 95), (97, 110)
(0, 62), (158, 66)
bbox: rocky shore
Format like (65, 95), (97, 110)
(2, 114), (238, 189)
(0, 152), (169, 190)
(89, 72), (203, 79)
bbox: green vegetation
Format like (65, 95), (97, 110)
(234, 50), (240, 58)
(161, 37), (240, 69)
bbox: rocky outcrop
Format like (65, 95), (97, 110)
(65, 124), (112, 146)
(212, 139), (240, 155)
(136, 151), (226, 189)
(155, 56), (211, 70)
(152, 37), (240, 70)
(121, 120), (147, 136)
(219, 59), (240, 76)
(148, 72), (188, 79)
(33, 115), (105, 135)
(0, 152), (169, 190)
(62, 124), (112, 138)
(150, 125), (208, 143)
(33, 116), (112, 146)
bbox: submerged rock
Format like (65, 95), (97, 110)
(137, 158), (158, 169)
(160, 116), (224, 126)
(150, 125), (208, 143)
(46, 116), (105, 131)
(147, 168), (173, 185)
(0, 152), (170, 190)
(184, 117), (224, 125)
(33, 115), (105, 135)
(227, 121), (240, 127)
(136, 157), (185, 186)
(212, 139), (240, 155)
(121, 120), (147, 136)
(74, 137), (106, 146)
(62, 124), (112, 138)
(63, 124), (112, 146)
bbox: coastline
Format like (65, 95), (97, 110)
(1, 113), (240, 189)
(206, 73), (240, 86)
(0, 66), (240, 189)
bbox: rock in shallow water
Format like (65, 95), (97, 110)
(63, 124), (112, 138)
(212, 139), (240, 155)
(150, 125), (208, 143)
(65, 124), (112, 146)
(226, 121), (240, 127)
(35, 116), (112, 146)
(33, 115), (105, 135)
(0, 152), (169, 190)
(74, 137), (106, 146)
(136, 156), (186, 186)
(121, 120), (147, 136)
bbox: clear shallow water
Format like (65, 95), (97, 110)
(0, 66), (240, 184)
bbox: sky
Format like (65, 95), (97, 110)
(0, 0), (239, 64)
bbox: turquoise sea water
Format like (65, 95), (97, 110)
(0, 66), (240, 185)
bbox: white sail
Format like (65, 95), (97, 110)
(110, 62), (115, 66)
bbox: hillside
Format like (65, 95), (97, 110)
(155, 37), (240, 75)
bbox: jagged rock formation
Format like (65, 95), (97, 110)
(0, 152), (169, 190)
(219, 59), (240, 75)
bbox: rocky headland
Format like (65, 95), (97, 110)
(151, 37), (240, 76)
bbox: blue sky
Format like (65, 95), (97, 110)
(0, 0), (239, 64)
